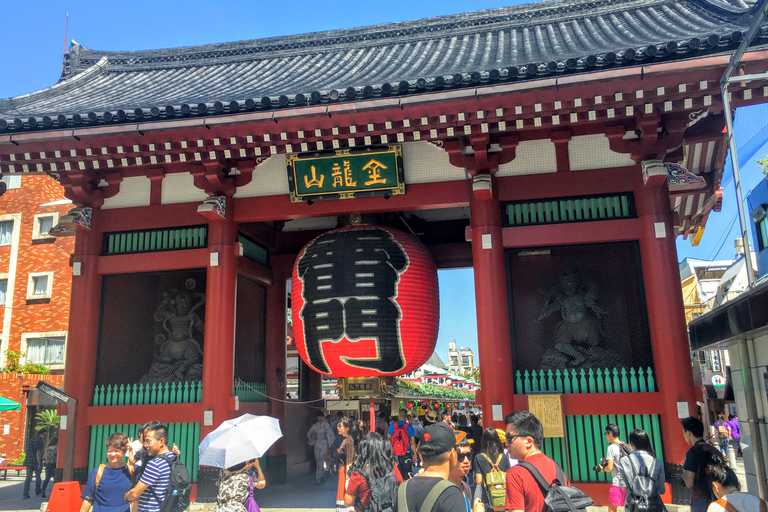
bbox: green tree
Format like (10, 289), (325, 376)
(759, 155), (768, 176)
(0, 350), (50, 375)
(36, 408), (60, 451)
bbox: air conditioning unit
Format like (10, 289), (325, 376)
(750, 204), (767, 223)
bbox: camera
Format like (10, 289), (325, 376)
(592, 457), (608, 473)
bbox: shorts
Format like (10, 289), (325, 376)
(609, 485), (627, 506)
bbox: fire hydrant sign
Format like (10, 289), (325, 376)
(287, 145), (404, 202)
(527, 394), (564, 438)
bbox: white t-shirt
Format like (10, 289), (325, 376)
(607, 442), (627, 487)
(707, 493), (766, 512)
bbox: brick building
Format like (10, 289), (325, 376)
(0, 175), (73, 460)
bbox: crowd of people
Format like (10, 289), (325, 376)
(307, 409), (764, 512)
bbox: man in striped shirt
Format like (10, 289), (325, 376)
(125, 424), (172, 512)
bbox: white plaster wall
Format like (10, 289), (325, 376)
(496, 139), (558, 176)
(102, 176), (152, 209)
(161, 172), (208, 205)
(234, 155), (290, 198)
(402, 141), (465, 184)
(568, 134), (636, 171)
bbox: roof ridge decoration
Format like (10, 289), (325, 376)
(0, 0), (765, 133)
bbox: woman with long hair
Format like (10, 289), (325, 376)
(80, 432), (134, 512)
(344, 433), (402, 512)
(619, 429), (665, 512)
(472, 428), (511, 510)
(336, 417), (357, 512)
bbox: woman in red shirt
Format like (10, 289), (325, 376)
(344, 433), (403, 512)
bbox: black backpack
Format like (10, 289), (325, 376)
(358, 467), (399, 512)
(518, 461), (593, 512)
(623, 454), (665, 512)
(148, 453), (191, 512)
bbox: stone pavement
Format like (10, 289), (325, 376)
(7, 461), (752, 512)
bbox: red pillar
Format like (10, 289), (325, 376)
(470, 179), (515, 428)
(200, 207), (238, 436)
(637, 183), (698, 464)
(63, 216), (103, 470)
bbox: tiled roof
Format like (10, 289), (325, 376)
(0, 0), (764, 132)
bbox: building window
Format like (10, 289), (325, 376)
(462, 356), (470, 366)
(27, 272), (53, 300)
(0, 220), (13, 246)
(0, 279), (6, 305)
(1, 175), (21, 190)
(757, 218), (768, 251)
(26, 336), (65, 365)
(32, 213), (57, 240)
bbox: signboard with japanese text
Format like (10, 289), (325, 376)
(527, 393), (564, 438)
(287, 145), (404, 202)
(340, 377), (383, 399)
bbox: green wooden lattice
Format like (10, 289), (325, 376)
(504, 193), (633, 226)
(515, 367), (655, 395)
(88, 422), (200, 481)
(103, 226), (208, 255)
(233, 381), (268, 402)
(92, 382), (202, 406)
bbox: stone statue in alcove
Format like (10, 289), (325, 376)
(535, 267), (622, 370)
(140, 280), (206, 383)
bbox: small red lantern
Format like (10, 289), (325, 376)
(406, 402), (414, 410)
(292, 226), (439, 377)
(433, 403), (441, 410)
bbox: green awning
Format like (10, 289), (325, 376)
(0, 396), (20, 411)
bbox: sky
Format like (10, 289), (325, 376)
(1, 0), (766, 362)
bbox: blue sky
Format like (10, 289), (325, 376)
(2, 0), (766, 361)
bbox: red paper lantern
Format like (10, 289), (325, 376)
(292, 225), (439, 377)
(406, 402), (414, 410)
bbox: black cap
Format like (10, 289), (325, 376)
(419, 422), (456, 457)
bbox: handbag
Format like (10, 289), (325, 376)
(244, 472), (261, 512)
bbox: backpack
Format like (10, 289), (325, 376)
(623, 454), (664, 512)
(480, 453), (507, 510)
(148, 453), (191, 512)
(518, 461), (593, 512)
(717, 424), (728, 438)
(391, 423), (410, 457)
(397, 478), (456, 512)
(358, 467), (399, 512)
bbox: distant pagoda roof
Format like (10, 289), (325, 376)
(0, 0), (765, 132)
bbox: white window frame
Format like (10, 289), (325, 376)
(0, 219), (14, 247)
(1, 174), (21, 190)
(0, 274), (7, 306)
(27, 271), (53, 300)
(20, 331), (67, 370)
(32, 212), (58, 240)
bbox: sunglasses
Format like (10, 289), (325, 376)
(455, 450), (472, 462)
(504, 434), (529, 444)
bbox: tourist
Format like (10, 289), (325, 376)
(41, 436), (59, 498)
(308, 411), (335, 485)
(727, 415), (741, 458)
(344, 433), (402, 512)
(423, 409), (440, 427)
(22, 429), (45, 499)
(618, 429), (665, 512)
(469, 415), (483, 452)
(504, 411), (562, 512)
(712, 416), (731, 457)
(375, 412), (390, 437)
(450, 434), (480, 511)
(599, 424), (631, 512)
(473, 428), (511, 510)
(80, 432), (134, 512)
(683, 417), (724, 512)
(336, 417), (357, 512)
(213, 459), (265, 512)
(705, 462), (766, 512)
(124, 424), (174, 512)
(388, 409), (417, 480)
(442, 410), (454, 428)
(128, 420), (179, 485)
(397, 422), (467, 512)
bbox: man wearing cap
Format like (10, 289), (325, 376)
(398, 422), (467, 512)
(504, 411), (562, 512)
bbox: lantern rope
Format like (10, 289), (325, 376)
(235, 378), (327, 409)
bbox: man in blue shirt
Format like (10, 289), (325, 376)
(388, 408), (417, 479)
(125, 424), (172, 512)
(22, 429), (45, 499)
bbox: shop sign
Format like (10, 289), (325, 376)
(527, 393), (564, 438)
(712, 375), (726, 388)
(340, 377), (383, 399)
(287, 145), (404, 202)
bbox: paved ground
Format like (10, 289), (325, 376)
(1, 459), (748, 512)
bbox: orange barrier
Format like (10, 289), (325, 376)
(46, 481), (82, 512)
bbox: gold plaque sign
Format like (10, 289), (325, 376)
(527, 394), (564, 438)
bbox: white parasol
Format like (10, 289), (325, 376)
(198, 414), (282, 469)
